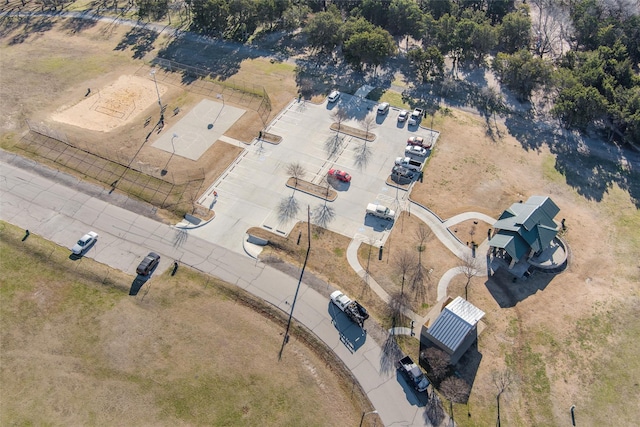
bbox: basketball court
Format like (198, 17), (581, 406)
(152, 99), (246, 160)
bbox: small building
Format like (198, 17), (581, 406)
(422, 296), (485, 364)
(489, 196), (560, 270)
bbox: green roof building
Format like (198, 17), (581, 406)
(489, 196), (560, 269)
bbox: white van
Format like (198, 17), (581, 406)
(377, 102), (389, 115)
(327, 90), (341, 103)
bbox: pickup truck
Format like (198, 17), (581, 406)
(397, 355), (430, 392)
(395, 157), (423, 171)
(330, 290), (369, 327)
(366, 203), (395, 220)
(408, 108), (424, 126)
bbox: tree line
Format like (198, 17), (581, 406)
(135, 0), (639, 145)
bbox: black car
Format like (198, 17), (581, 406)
(136, 252), (161, 275)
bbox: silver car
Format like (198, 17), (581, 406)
(72, 231), (98, 255)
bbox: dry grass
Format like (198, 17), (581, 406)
(357, 212), (461, 316)
(0, 221), (373, 426)
(249, 223), (391, 329)
(406, 109), (640, 427)
(2, 14), (639, 427)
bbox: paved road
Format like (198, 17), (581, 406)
(0, 151), (444, 427)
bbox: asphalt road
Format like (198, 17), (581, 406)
(0, 152), (441, 426)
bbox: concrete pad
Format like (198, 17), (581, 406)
(152, 99), (245, 160)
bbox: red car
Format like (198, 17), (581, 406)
(407, 136), (433, 149)
(328, 168), (352, 182)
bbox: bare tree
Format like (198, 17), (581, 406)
(277, 195), (300, 223)
(421, 347), (450, 383)
(359, 112), (377, 141)
(331, 107), (348, 134)
(531, 0), (573, 59)
(416, 224), (431, 266)
(393, 248), (415, 297)
(410, 224), (432, 301)
(459, 251), (482, 300)
(440, 376), (471, 404)
(493, 369), (514, 427)
(364, 235), (377, 283)
(287, 161), (306, 188)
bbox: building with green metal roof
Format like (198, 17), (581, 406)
(489, 196), (560, 270)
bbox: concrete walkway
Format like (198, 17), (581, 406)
(345, 200), (496, 331)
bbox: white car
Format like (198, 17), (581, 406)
(327, 90), (340, 103)
(405, 145), (428, 156)
(72, 231), (98, 255)
(397, 110), (409, 122)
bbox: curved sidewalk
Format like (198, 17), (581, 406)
(346, 201), (495, 329)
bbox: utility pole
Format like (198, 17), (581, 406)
(278, 206), (311, 360)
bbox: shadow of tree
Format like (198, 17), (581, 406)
(504, 114), (640, 208)
(424, 391), (445, 426)
(380, 332), (403, 375)
(157, 35), (262, 82)
(8, 15), (54, 45)
(60, 16), (98, 34)
(114, 26), (158, 59)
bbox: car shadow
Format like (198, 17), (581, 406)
(328, 302), (367, 353)
(329, 180), (351, 191)
(375, 115), (386, 125)
(326, 101), (340, 110)
(68, 240), (97, 260)
(396, 121), (407, 129)
(129, 263), (159, 296)
(364, 215), (395, 231)
(396, 370), (429, 407)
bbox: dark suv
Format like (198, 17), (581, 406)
(136, 252), (161, 275)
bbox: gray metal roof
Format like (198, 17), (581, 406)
(491, 196), (559, 261)
(426, 297), (485, 353)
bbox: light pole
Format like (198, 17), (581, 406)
(150, 68), (162, 111)
(570, 405), (576, 426)
(161, 133), (178, 176)
(359, 410), (378, 427)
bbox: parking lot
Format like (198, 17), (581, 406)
(191, 93), (439, 253)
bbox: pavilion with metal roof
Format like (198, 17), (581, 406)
(424, 296), (485, 364)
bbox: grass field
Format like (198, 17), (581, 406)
(2, 10), (639, 427)
(0, 222), (371, 426)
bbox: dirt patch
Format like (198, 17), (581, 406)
(285, 177), (337, 201)
(51, 75), (167, 131)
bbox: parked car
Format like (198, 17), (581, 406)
(136, 252), (161, 276)
(71, 231), (98, 255)
(397, 110), (409, 122)
(405, 145), (428, 156)
(392, 165), (414, 179)
(407, 136), (432, 149)
(408, 108), (424, 126)
(327, 90), (341, 103)
(328, 168), (352, 183)
(377, 102), (390, 115)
